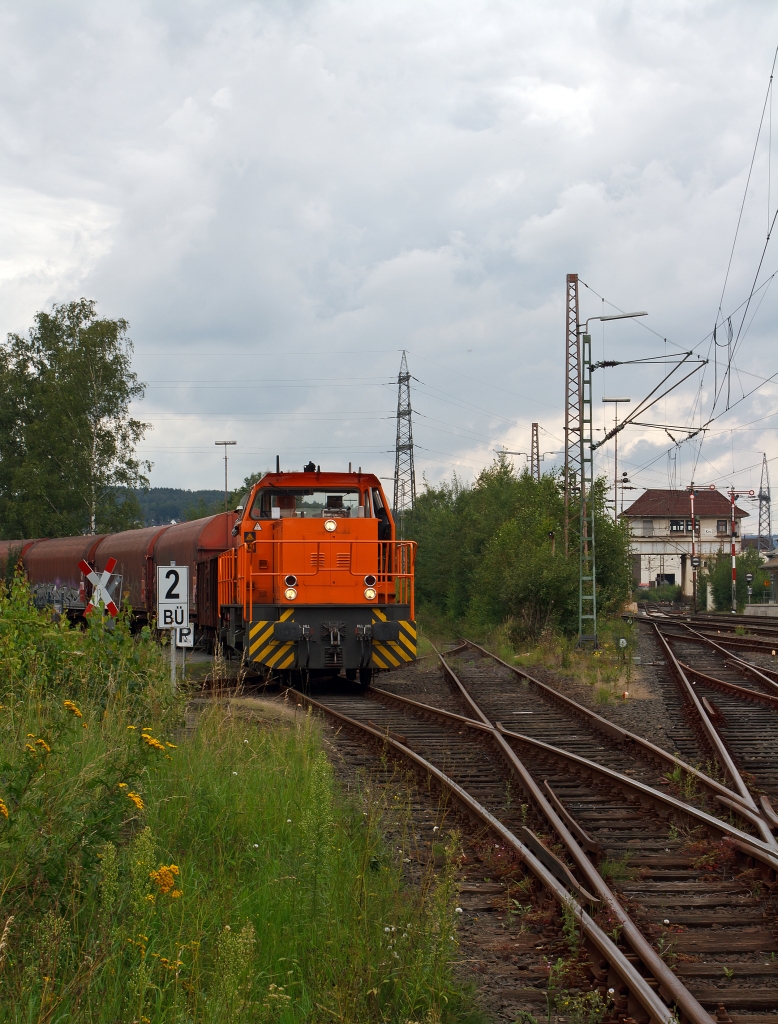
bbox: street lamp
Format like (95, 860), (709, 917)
(215, 441), (237, 513)
(582, 311), (648, 333)
(603, 398), (631, 522)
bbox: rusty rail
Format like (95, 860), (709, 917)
(291, 687), (676, 1024)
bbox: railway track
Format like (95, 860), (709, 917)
(648, 620), (778, 834)
(292, 640), (778, 1023)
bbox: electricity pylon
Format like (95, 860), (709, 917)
(393, 350), (416, 537)
(530, 423), (540, 482)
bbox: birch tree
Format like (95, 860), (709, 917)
(0, 299), (151, 538)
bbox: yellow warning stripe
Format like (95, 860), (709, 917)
(278, 652), (296, 670)
(249, 620), (268, 640)
(249, 622), (276, 655)
(280, 609), (294, 622)
(373, 641), (400, 668)
(391, 641), (413, 663)
(252, 642), (275, 663)
(371, 649), (389, 669)
(266, 642), (293, 668)
(373, 608), (388, 622)
(398, 630), (416, 656)
(399, 620), (417, 640)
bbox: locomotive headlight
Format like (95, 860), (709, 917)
(364, 574), (377, 587)
(284, 574), (298, 587)
(364, 587), (377, 601)
(284, 587), (298, 601)
(324, 519), (337, 532)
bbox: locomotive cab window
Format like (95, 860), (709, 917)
(371, 488), (392, 540)
(249, 488), (365, 519)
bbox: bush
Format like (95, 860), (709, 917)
(407, 457), (631, 639)
(703, 548), (769, 612)
(640, 584), (682, 603)
(0, 577), (476, 1023)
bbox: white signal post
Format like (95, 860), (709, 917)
(729, 488), (738, 614)
(157, 563), (189, 690)
(688, 484), (697, 613)
(78, 557), (120, 617)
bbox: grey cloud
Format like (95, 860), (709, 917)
(0, 0), (776, 520)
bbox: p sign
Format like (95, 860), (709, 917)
(176, 626), (194, 648)
(157, 565), (189, 630)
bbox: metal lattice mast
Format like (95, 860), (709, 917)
(578, 330), (597, 647)
(393, 350), (416, 537)
(758, 453), (772, 552)
(563, 273), (581, 555)
(530, 423), (540, 482)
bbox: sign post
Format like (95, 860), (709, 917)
(176, 625), (194, 680)
(688, 484), (697, 613)
(157, 563), (189, 691)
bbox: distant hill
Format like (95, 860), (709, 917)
(135, 488), (224, 526)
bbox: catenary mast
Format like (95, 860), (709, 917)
(563, 274), (582, 555)
(758, 453), (772, 553)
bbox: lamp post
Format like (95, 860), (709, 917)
(215, 441), (237, 513)
(602, 398), (631, 522)
(215, 441), (236, 550)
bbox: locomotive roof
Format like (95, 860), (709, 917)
(254, 471), (383, 489)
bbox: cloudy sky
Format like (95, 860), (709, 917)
(2, 1), (777, 527)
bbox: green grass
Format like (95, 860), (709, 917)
(0, 577), (482, 1023)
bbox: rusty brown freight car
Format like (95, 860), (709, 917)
(11, 512), (239, 635)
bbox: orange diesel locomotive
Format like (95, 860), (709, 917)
(217, 467), (416, 685)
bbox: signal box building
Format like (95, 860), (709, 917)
(621, 488), (747, 598)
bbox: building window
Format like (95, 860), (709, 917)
(670, 519), (684, 532)
(641, 519), (653, 537)
(717, 519), (728, 534)
(685, 519), (697, 532)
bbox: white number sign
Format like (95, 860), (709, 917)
(157, 565), (189, 629)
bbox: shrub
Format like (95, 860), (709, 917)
(0, 577), (477, 1023)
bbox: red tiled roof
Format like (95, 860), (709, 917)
(622, 488), (748, 519)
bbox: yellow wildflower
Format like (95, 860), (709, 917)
(127, 725), (137, 730)
(118, 782), (128, 788)
(149, 864), (181, 896)
(165, 742), (177, 749)
(126, 791), (144, 811)
(0, 798), (9, 819)
(63, 700), (83, 718)
(25, 743), (36, 753)
(141, 734), (166, 752)
(35, 738), (51, 753)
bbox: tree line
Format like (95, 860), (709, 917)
(405, 456), (631, 640)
